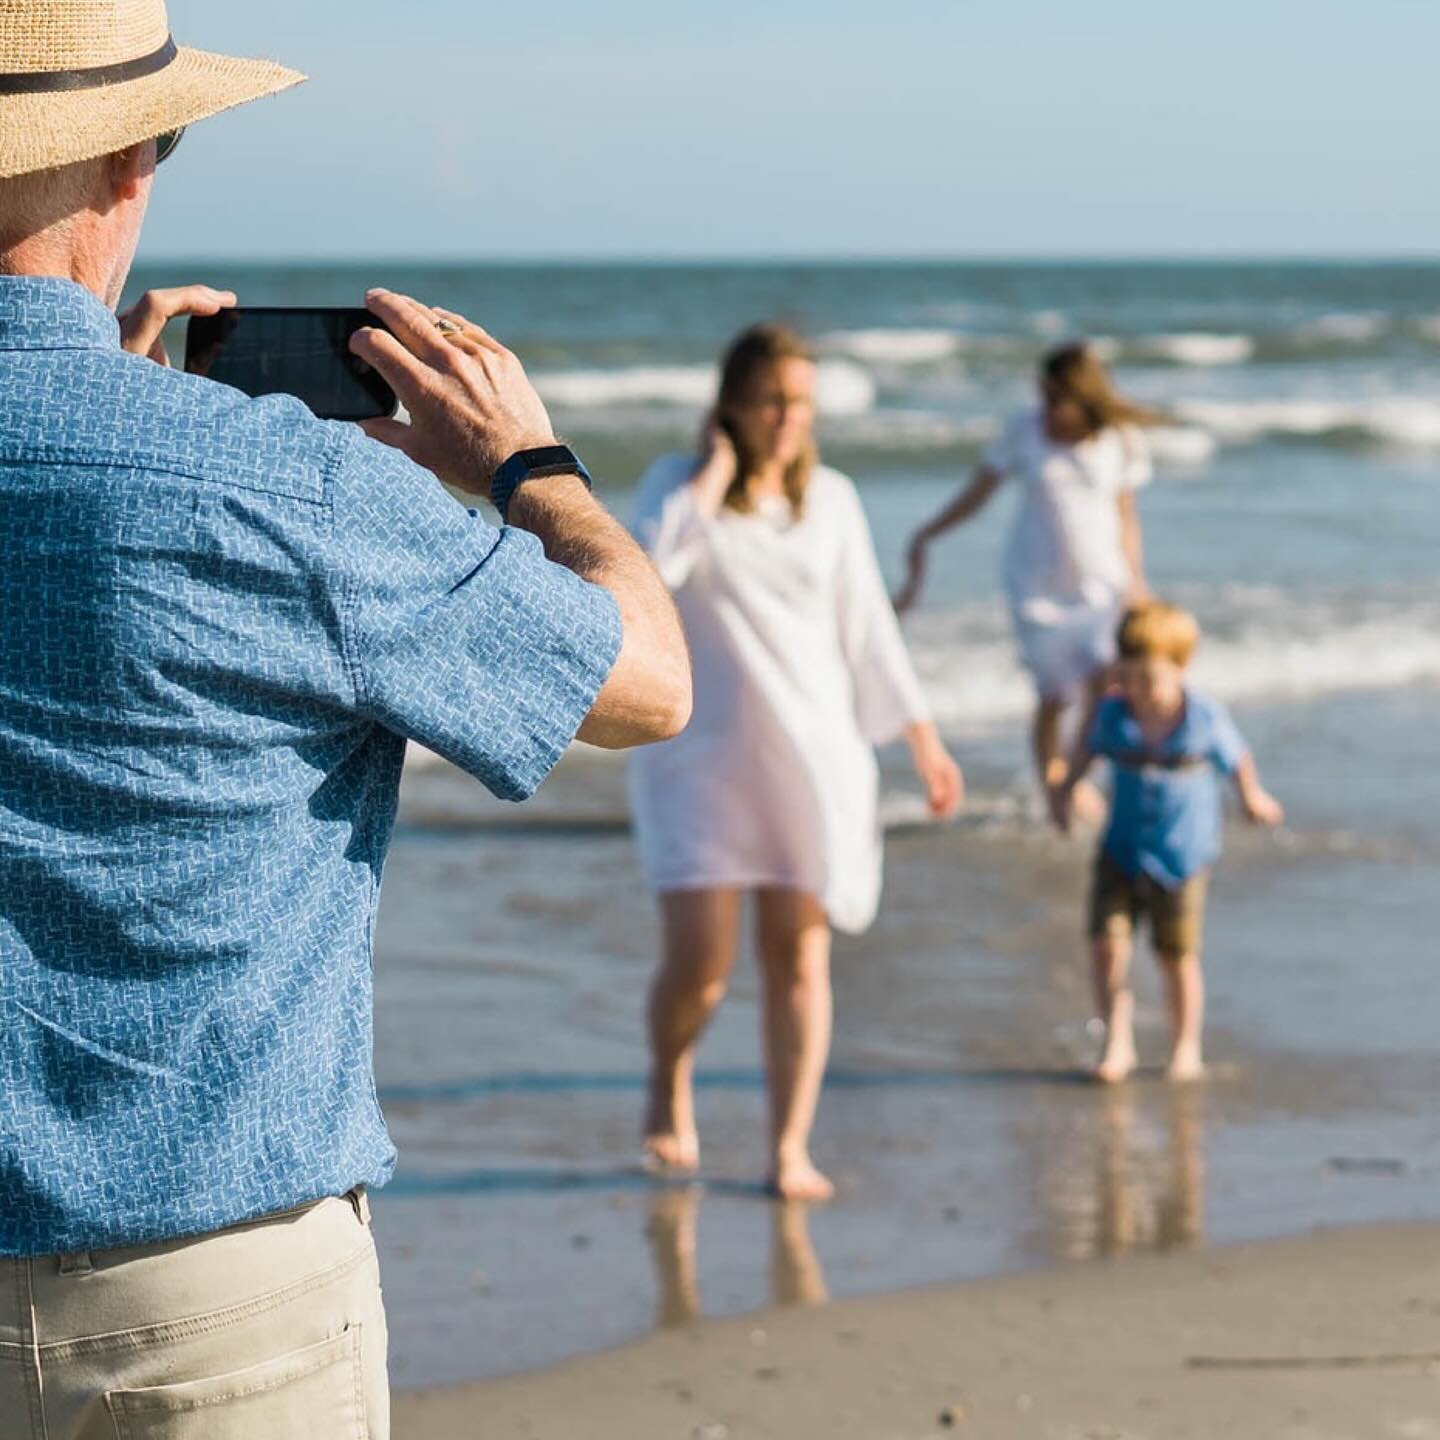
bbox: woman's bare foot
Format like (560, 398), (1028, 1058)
(768, 1151), (835, 1202)
(1166, 1044), (1205, 1082)
(642, 1130), (699, 1173)
(643, 1082), (700, 1173)
(1094, 1033), (1138, 1085)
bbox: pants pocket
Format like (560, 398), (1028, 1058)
(106, 1326), (364, 1440)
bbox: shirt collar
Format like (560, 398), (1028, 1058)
(0, 276), (121, 353)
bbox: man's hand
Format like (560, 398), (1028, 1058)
(351, 290), (556, 499)
(119, 285), (236, 366)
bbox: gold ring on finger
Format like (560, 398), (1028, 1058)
(435, 317), (463, 336)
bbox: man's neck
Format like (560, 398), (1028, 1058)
(1, 228), (120, 309)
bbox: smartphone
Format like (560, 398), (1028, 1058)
(184, 307), (397, 422)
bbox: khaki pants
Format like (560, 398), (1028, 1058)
(0, 1193), (388, 1440)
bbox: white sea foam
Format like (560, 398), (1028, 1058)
(1132, 332), (1256, 367)
(905, 598), (1440, 735)
(1299, 311), (1390, 344)
(1144, 426), (1218, 466)
(820, 329), (961, 365)
(1414, 316), (1440, 344)
(827, 411), (997, 450)
(1179, 396), (1440, 449)
(533, 360), (876, 417)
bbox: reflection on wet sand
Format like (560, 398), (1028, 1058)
(1044, 1084), (1206, 1261)
(646, 1187), (829, 1328)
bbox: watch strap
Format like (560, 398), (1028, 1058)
(491, 445), (593, 523)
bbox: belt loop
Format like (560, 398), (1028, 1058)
(57, 1252), (93, 1277)
(346, 1187), (370, 1227)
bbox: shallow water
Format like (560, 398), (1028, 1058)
(370, 683), (1440, 1388)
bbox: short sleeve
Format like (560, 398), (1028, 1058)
(1202, 697), (1248, 776)
(330, 432), (621, 801)
(1116, 425), (1154, 490)
(982, 410), (1033, 477)
(1086, 695), (1127, 759)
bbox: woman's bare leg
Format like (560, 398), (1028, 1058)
(1161, 951), (1205, 1080)
(1033, 694), (1069, 790)
(1092, 931), (1137, 1083)
(755, 888), (834, 1201)
(646, 1186), (702, 1326)
(644, 888), (742, 1170)
(771, 1202), (829, 1306)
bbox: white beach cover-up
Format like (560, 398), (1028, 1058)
(984, 408), (1152, 696)
(628, 456), (930, 934)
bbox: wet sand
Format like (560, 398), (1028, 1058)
(370, 686), (1440, 1390)
(395, 1221), (1440, 1439)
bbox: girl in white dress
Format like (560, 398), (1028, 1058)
(630, 324), (964, 1201)
(896, 343), (1162, 805)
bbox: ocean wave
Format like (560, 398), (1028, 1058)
(533, 360), (876, 416)
(1179, 396), (1440, 449)
(904, 598), (1440, 733)
(1128, 332), (1256, 367)
(819, 329), (962, 365)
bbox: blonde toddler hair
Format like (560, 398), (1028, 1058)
(1116, 601), (1200, 668)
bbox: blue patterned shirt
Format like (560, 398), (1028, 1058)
(0, 277), (621, 1256)
(1089, 688), (1249, 888)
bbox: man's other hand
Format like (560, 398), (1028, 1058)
(120, 286), (236, 367)
(352, 290), (556, 500)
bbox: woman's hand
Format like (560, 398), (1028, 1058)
(697, 410), (739, 485)
(893, 536), (928, 614)
(119, 285), (236, 366)
(907, 721), (964, 819)
(688, 410), (740, 517)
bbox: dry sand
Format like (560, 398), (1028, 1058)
(394, 1221), (1440, 1439)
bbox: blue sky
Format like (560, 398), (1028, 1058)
(147, 0), (1439, 260)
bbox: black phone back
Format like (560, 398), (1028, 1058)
(184, 307), (397, 422)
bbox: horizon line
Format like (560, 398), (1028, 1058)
(131, 251), (1440, 269)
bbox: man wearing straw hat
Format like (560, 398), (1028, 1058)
(0, 3), (690, 1435)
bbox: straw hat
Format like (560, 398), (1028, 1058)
(0, 0), (305, 179)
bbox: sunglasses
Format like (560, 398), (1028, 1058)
(154, 128), (186, 166)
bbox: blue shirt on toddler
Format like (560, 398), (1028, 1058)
(1088, 689), (1249, 889)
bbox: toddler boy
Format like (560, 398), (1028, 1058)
(1051, 602), (1284, 1081)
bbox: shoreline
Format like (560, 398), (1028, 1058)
(394, 1220), (1440, 1437)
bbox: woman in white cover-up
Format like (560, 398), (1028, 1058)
(630, 324), (963, 1201)
(896, 342), (1163, 809)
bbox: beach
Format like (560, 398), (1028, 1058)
(120, 259), (1440, 1412)
(370, 688), (1440, 1392)
(395, 1221), (1440, 1438)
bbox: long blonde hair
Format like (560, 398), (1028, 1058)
(716, 323), (817, 517)
(1042, 342), (1168, 439)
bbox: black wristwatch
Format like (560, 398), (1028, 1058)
(490, 444), (593, 523)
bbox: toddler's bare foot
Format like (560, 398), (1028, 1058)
(1166, 1044), (1205, 1082)
(1070, 777), (1107, 826)
(1094, 1034), (1137, 1085)
(769, 1152), (835, 1203)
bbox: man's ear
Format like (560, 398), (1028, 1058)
(105, 143), (151, 205)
